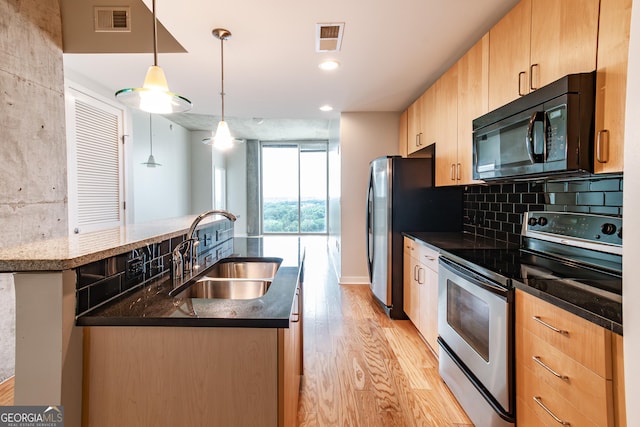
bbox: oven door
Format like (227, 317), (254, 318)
(438, 257), (513, 415)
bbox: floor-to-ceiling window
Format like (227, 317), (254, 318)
(261, 141), (328, 234)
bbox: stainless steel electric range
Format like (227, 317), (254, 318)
(437, 211), (622, 427)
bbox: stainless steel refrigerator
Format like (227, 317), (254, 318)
(366, 156), (463, 319)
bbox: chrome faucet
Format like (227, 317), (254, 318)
(172, 210), (237, 280)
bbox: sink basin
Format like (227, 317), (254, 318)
(180, 257), (282, 300)
(185, 278), (272, 299)
(202, 257), (282, 279)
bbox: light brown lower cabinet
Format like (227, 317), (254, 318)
(403, 237), (439, 357)
(82, 288), (303, 427)
(515, 289), (624, 426)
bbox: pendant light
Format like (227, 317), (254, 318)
(142, 114), (161, 167)
(211, 28), (233, 150)
(115, 0), (192, 114)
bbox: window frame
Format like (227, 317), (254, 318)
(260, 141), (329, 235)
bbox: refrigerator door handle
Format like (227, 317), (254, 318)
(366, 170), (374, 282)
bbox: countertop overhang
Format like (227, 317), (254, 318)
(0, 215), (226, 272)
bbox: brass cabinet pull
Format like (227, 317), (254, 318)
(530, 63), (539, 91)
(532, 356), (569, 381)
(532, 316), (569, 335)
(596, 130), (610, 163)
(533, 396), (570, 425)
(518, 71), (527, 96)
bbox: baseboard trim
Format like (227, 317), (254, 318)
(339, 276), (369, 285)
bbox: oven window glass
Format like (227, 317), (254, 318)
(446, 279), (490, 361)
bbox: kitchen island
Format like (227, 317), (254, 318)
(0, 217), (304, 427)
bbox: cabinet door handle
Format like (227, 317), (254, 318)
(414, 264), (419, 281)
(450, 164), (456, 181)
(291, 288), (301, 322)
(533, 396), (570, 425)
(532, 316), (569, 336)
(532, 356), (569, 381)
(518, 71), (527, 96)
(418, 267), (425, 285)
(530, 63), (539, 91)
(596, 130), (610, 163)
(456, 163), (461, 181)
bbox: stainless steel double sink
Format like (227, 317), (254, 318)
(181, 257), (282, 300)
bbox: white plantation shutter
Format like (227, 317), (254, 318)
(66, 85), (125, 234)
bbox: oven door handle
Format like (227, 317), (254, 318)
(440, 257), (510, 298)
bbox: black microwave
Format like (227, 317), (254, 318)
(472, 72), (596, 181)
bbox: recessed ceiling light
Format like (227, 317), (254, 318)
(319, 60), (340, 71)
(320, 105), (333, 112)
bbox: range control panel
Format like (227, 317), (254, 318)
(524, 211), (622, 248)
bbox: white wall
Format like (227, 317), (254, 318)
(623, 1), (639, 424)
(132, 111), (192, 223)
(339, 112), (400, 284)
(226, 143), (248, 236)
(327, 119), (342, 279)
(190, 130), (214, 214)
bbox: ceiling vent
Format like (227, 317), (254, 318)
(316, 22), (345, 52)
(94, 7), (131, 32)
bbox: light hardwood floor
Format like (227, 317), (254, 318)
(0, 376), (14, 406)
(298, 237), (472, 426)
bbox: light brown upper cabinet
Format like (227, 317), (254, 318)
(594, 0), (631, 174)
(488, 0), (600, 110)
(398, 109), (408, 157)
(407, 94), (428, 155)
(431, 65), (458, 187)
(450, 34), (489, 187)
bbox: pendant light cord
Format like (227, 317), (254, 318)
(149, 115), (154, 154)
(152, 0), (158, 66)
(220, 36), (225, 121)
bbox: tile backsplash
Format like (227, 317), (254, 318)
(75, 220), (235, 316)
(463, 174), (623, 245)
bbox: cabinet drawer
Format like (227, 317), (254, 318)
(518, 363), (605, 427)
(516, 396), (552, 427)
(518, 328), (614, 426)
(416, 243), (439, 272)
(516, 290), (612, 377)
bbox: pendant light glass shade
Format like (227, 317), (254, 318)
(142, 114), (161, 167)
(115, 0), (192, 114)
(211, 28), (234, 150)
(213, 120), (233, 150)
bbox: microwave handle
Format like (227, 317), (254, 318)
(526, 111), (546, 163)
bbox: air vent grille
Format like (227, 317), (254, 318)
(94, 7), (131, 32)
(316, 22), (345, 52)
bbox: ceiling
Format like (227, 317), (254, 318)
(61, 0), (519, 139)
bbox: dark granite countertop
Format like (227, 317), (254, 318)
(77, 236), (305, 329)
(403, 231), (514, 251)
(404, 231), (622, 335)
